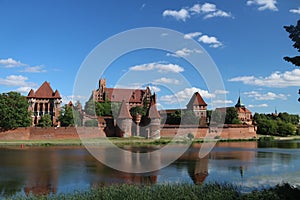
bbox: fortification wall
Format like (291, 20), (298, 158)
(0, 127), (106, 140)
(160, 124), (257, 139)
(0, 125), (256, 140)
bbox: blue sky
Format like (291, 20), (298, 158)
(0, 0), (300, 114)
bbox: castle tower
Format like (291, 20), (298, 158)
(147, 94), (161, 139)
(26, 81), (62, 126)
(116, 100), (132, 137)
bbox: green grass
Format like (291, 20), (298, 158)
(8, 183), (300, 200)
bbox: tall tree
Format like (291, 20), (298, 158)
(59, 105), (75, 127)
(0, 92), (31, 130)
(225, 107), (240, 124)
(284, 20), (300, 102)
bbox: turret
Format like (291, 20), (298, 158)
(116, 100), (132, 137)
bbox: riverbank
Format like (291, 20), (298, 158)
(1, 134), (300, 147)
(9, 183), (300, 200)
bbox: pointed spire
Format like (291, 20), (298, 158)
(235, 96), (245, 108)
(117, 100), (132, 119)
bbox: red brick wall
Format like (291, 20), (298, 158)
(0, 125), (257, 140)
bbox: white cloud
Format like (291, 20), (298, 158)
(244, 91), (287, 100)
(247, 0), (278, 11)
(162, 8), (190, 21)
(289, 8), (300, 14)
(62, 95), (88, 105)
(184, 32), (202, 39)
(20, 65), (47, 73)
(248, 103), (268, 108)
(204, 10), (232, 19)
(15, 86), (34, 94)
(0, 75), (36, 94)
(148, 85), (161, 93)
(198, 35), (223, 48)
(129, 62), (184, 73)
(163, 3), (233, 21)
(160, 87), (214, 104)
(228, 69), (300, 88)
(0, 58), (27, 68)
(166, 48), (202, 57)
(153, 77), (180, 85)
(201, 3), (217, 12)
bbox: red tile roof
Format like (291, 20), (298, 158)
(117, 100), (132, 119)
(104, 88), (145, 103)
(26, 81), (61, 99)
(187, 92), (207, 107)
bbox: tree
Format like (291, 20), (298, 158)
(59, 105), (75, 127)
(84, 119), (98, 127)
(284, 20), (300, 102)
(166, 110), (181, 125)
(181, 110), (199, 125)
(129, 106), (146, 117)
(37, 114), (52, 127)
(84, 98), (96, 116)
(225, 107), (240, 124)
(95, 100), (112, 116)
(0, 92), (31, 130)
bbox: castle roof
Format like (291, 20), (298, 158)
(235, 96), (245, 108)
(26, 81), (62, 99)
(117, 100), (132, 119)
(103, 88), (147, 103)
(187, 92), (207, 108)
(147, 94), (160, 119)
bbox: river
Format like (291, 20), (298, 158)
(0, 140), (300, 198)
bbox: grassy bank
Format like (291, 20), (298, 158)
(9, 183), (300, 200)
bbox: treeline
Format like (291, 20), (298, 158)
(253, 112), (300, 136)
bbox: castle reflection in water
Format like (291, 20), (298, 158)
(0, 142), (257, 197)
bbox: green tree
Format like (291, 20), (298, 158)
(225, 107), (240, 124)
(181, 110), (199, 125)
(59, 105), (75, 127)
(284, 20), (300, 102)
(166, 110), (181, 125)
(277, 121), (296, 136)
(84, 119), (98, 127)
(95, 100), (112, 116)
(129, 106), (146, 117)
(37, 114), (52, 127)
(257, 119), (278, 135)
(0, 92), (31, 130)
(84, 98), (96, 116)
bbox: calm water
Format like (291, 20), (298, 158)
(1, 141), (300, 198)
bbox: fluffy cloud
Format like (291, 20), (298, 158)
(183, 32), (202, 39)
(228, 69), (300, 88)
(198, 35), (223, 48)
(212, 99), (233, 104)
(162, 3), (232, 21)
(248, 104), (268, 108)
(160, 87), (214, 104)
(162, 8), (190, 21)
(166, 48), (202, 57)
(129, 62), (184, 73)
(289, 8), (300, 14)
(247, 0), (278, 11)
(214, 90), (229, 94)
(0, 75), (36, 94)
(153, 77), (180, 85)
(0, 58), (27, 68)
(20, 65), (47, 73)
(244, 91), (287, 100)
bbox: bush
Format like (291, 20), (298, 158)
(84, 119), (98, 127)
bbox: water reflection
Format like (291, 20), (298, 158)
(0, 140), (300, 198)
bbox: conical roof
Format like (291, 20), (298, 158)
(27, 89), (35, 98)
(117, 100), (132, 119)
(148, 94), (160, 119)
